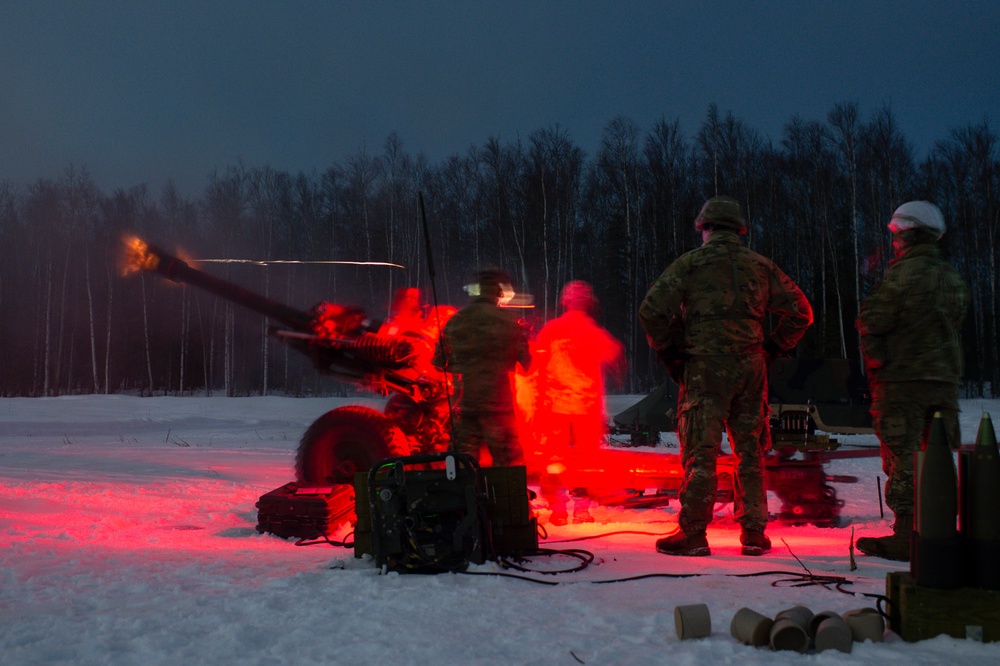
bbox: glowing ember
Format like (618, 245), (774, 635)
(121, 235), (160, 276)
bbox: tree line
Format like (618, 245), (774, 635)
(0, 102), (997, 398)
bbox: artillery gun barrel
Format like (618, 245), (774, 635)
(138, 242), (313, 332)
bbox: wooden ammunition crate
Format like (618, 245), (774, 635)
(887, 571), (1000, 642)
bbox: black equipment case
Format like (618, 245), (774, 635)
(353, 452), (537, 573)
(255, 481), (355, 540)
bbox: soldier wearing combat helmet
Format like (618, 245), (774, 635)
(694, 196), (747, 233)
(639, 196), (813, 556)
(855, 201), (968, 561)
(433, 268), (531, 467)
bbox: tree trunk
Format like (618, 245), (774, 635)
(85, 253), (101, 392)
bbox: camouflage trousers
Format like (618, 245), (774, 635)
(676, 354), (769, 534)
(870, 380), (960, 517)
(454, 409), (525, 467)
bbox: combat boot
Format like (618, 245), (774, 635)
(572, 493), (596, 524)
(740, 529), (771, 556)
(542, 481), (568, 526)
(656, 531), (710, 557)
(856, 514), (912, 562)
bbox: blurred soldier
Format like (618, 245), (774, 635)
(533, 281), (625, 525)
(380, 287), (456, 365)
(433, 269), (532, 467)
(855, 201), (968, 561)
(379, 287), (457, 452)
(380, 287), (434, 362)
(639, 196), (813, 556)
(382, 287), (426, 335)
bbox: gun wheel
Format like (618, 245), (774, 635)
(296, 405), (410, 484)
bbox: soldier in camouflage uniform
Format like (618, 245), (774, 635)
(855, 201), (968, 562)
(433, 269), (532, 467)
(639, 197), (813, 556)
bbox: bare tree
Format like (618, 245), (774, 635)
(524, 125), (584, 317)
(930, 121), (999, 395)
(828, 102), (863, 359)
(342, 148), (381, 305)
(590, 116), (642, 391)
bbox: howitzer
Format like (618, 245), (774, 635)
(122, 237), (455, 481)
(125, 237), (422, 389)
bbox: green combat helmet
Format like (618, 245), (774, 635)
(694, 196), (746, 234)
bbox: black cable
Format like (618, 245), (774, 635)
(460, 567), (870, 597)
(873, 593), (895, 621)
(525, 527), (883, 601)
(457, 570), (561, 585)
(497, 547), (595, 575)
(295, 533), (354, 548)
(331, 534), (884, 605)
(544, 529), (674, 544)
(448, 567), (877, 599)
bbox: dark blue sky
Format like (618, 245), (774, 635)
(2, 1), (998, 197)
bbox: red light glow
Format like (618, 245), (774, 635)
(517, 309), (625, 497)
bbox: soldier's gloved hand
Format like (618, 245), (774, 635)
(657, 347), (690, 384)
(763, 338), (785, 366)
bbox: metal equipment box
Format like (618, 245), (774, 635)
(482, 465), (538, 556)
(255, 481), (355, 540)
(353, 454), (537, 571)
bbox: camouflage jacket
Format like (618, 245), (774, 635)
(856, 240), (968, 385)
(639, 231), (813, 356)
(433, 297), (531, 413)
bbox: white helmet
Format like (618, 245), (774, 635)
(888, 201), (946, 240)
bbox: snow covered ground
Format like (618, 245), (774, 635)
(2, 393), (998, 665)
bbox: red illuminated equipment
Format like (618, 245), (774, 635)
(122, 236), (457, 483)
(255, 482), (355, 540)
(124, 237), (875, 535)
(560, 358), (877, 526)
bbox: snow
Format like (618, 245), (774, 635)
(2, 394), (999, 665)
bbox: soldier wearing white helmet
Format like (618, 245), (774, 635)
(856, 201), (969, 561)
(887, 200), (946, 238)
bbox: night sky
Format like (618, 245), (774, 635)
(2, 1), (998, 196)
